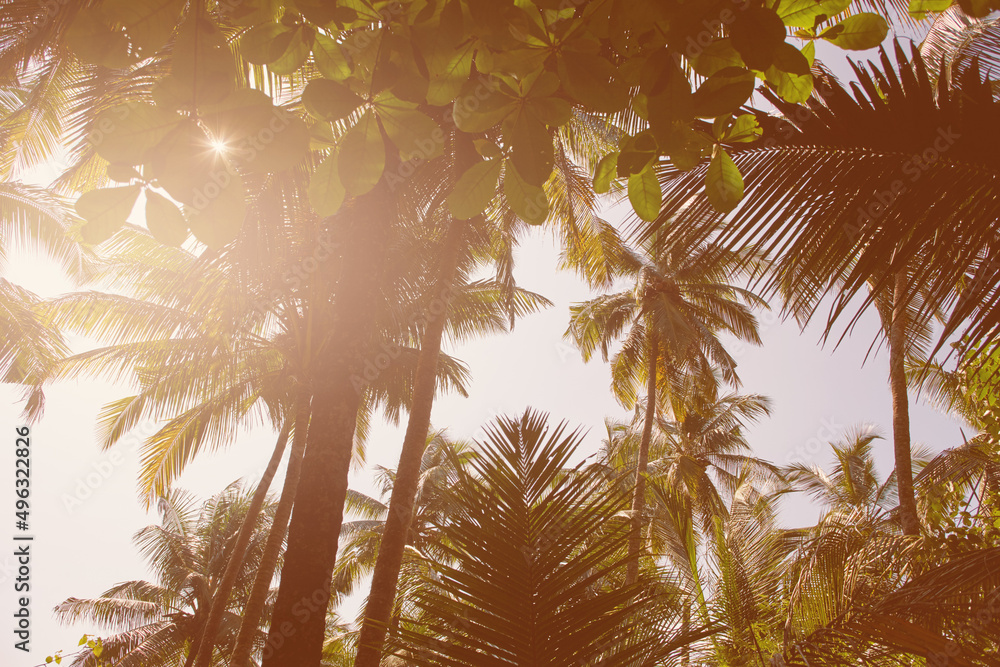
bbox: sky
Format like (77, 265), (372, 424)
(0, 24), (971, 667)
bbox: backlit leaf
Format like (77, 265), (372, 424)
(308, 153), (347, 217)
(338, 110), (386, 197)
(628, 164), (661, 222)
(706, 147), (744, 213)
(447, 157), (501, 220)
(76, 185), (141, 244)
(504, 160), (548, 225)
(145, 191), (188, 246)
(90, 103), (180, 164)
(820, 14), (889, 50)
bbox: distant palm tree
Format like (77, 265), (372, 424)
(784, 425), (900, 518)
(565, 233), (765, 582)
(0, 181), (91, 392)
(334, 430), (475, 605)
(53, 484), (277, 667)
(391, 409), (713, 666)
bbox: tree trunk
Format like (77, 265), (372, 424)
(260, 166), (397, 667)
(889, 270), (920, 536)
(353, 135), (475, 667)
(230, 395), (311, 667)
(187, 418), (293, 667)
(353, 230), (464, 667)
(627, 327), (658, 585)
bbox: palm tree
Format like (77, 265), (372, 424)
(0, 181), (92, 393)
(784, 425), (900, 518)
(651, 13), (1000, 534)
(391, 409), (713, 666)
(707, 485), (796, 666)
(24, 221), (480, 667)
(333, 431), (475, 605)
(53, 484), (278, 667)
(565, 233), (765, 582)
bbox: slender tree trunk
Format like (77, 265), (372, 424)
(353, 135), (475, 667)
(187, 418), (293, 667)
(230, 395), (311, 666)
(353, 229), (465, 667)
(627, 328), (658, 585)
(889, 271), (920, 536)
(261, 164), (397, 667)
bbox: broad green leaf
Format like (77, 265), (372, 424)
(730, 8), (786, 71)
(228, 110), (310, 174)
(302, 79), (366, 121)
(107, 163), (141, 182)
(186, 171), (247, 249)
(447, 157), (501, 220)
(65, 8), (135, 68)
(76, 185), (141, 244)
(706, 147), (744, 213)
(452, 77), (517, 132)
(474, 139), (502, 158)
(269, 26), (313, 75)
(145, 191), (188, 246)
(337, 110), (386, 196)
(313, 33), (351, 80)
(526, 96), (572, 127)
(238, 23), (291, 64)
(308, 153), (346, 217)
(148, 121), (221, 205)
(766, 43), (814, 103)
(628, 164), (661, 222)
(593, 152), (619, 194)
(295, 0), (341, 25)
(90, 103), (180, 164)
(508, 111), (553, 186)
(690, 39), (745, 78)
(375, 94), (444, 161)
(820, 14), (889, 50)
(778, 0), (852, 28)
(692, 67), (756, 118)
(103, 0), (184, 54)
(908, 0), (953, 10)
(771, 42), (811, 75)
(171, 16), (236, 105)
(765, 65), (813, 103)
(558, 50), (629, 113)
(725, 114), (763, 143)
(504, 160), (548, 225)
(425, 42), (475, 105)
(202, 89), (313, 174)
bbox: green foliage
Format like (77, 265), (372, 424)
(392, 409), (704, 666)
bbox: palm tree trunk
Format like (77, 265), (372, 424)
(889, 270), (920, 536)
(353, 136), (474, 667)
(260, 165), (397, 667)
(231, 395), (311, 667)
(187, 418), (293, 667)
(627, 327), (658, 585)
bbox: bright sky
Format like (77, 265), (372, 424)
(0, 28), (968, 667)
